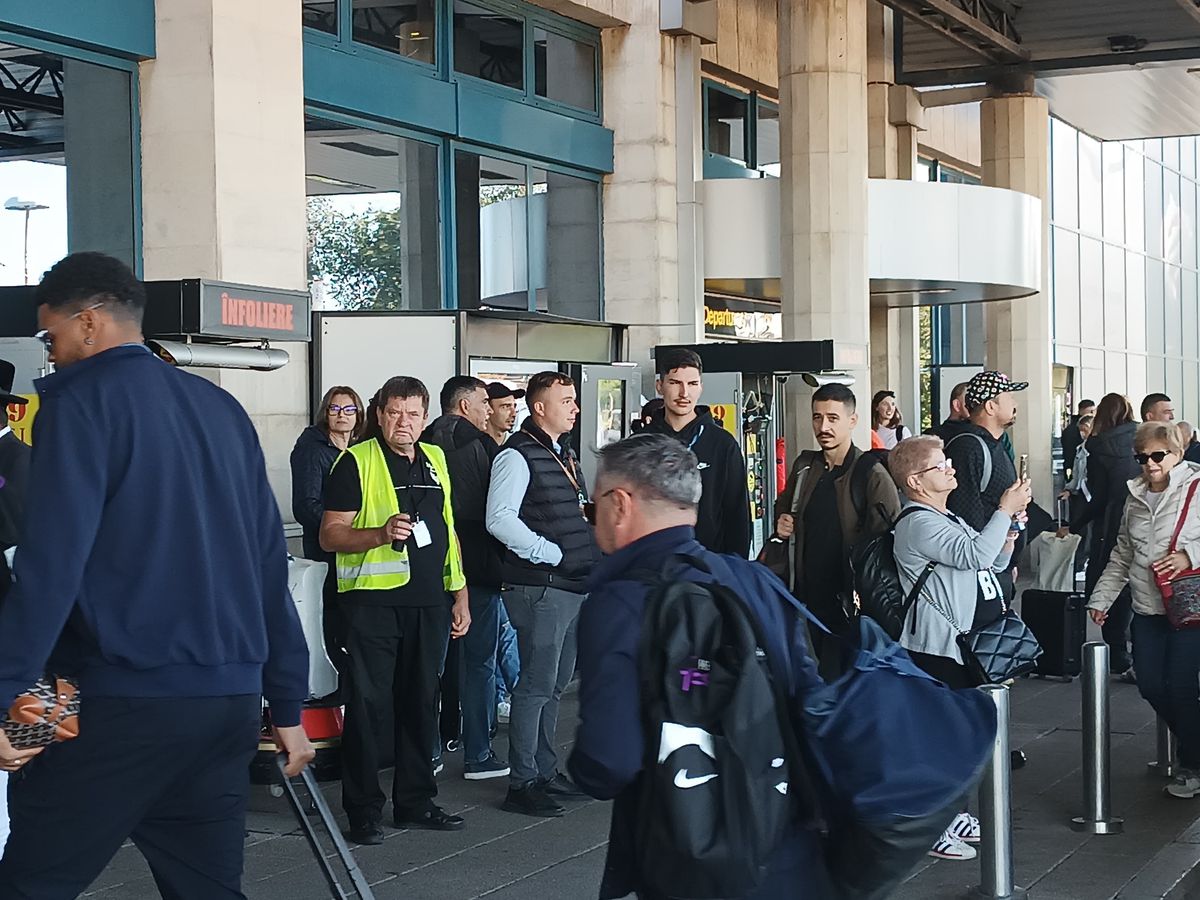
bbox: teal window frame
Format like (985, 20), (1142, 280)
(448, 140), (603, 315)
(0, 29), (143, 276)
(303, 0), (601, 123)
(702, 79), (778, 179)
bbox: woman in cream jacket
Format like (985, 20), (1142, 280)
(1089, 421), (1200, 798)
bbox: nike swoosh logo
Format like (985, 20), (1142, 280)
(674, 769), (719, 789)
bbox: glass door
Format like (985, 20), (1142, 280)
(573, 363), (642, 490)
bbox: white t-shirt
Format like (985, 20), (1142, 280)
(1146, 489), (1167, 515)
(875, 425), (906, 450)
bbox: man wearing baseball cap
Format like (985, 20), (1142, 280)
(486, 382), (525, 447)
(944, 371), (1031, 605)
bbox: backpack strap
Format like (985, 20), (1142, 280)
(946, 432), (993, 493)
(849, 451), (888, 532)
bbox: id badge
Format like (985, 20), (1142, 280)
(411, 519), (432, 549)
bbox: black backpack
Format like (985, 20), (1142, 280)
(634, 558), (810, 899)
(848, 507), (937, 640)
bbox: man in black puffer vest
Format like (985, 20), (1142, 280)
(486, 371), (599, 818)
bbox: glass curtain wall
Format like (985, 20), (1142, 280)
(1050, 118), (1200, 419)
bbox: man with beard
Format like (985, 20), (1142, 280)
(774, 383), (899, 671)
(944, 371), (1029, 604)
(486, 382), (524, 447)
(643, 348), (750, 557)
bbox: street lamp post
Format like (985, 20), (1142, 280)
(4, 197), (49, 285)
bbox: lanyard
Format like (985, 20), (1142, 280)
(392, 447), (428, 522)
(526, 432), (586, 504)
(686, 425), (705, 452)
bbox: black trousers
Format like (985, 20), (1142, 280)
(341, 603), (451, 825)
(0, 694), (260, 900)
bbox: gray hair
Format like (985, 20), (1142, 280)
(597, 434), (702, 508)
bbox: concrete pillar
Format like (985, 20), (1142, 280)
(139, 0), (309, 520)
(980, 94), (1052, 500)
(400, 141), (441, 310)
(601, 9), (691, 394)
(779, 0), (871, 448)
(546, 170), (602, 319)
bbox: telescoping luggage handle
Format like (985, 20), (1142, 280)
(274, 754), (376, 900)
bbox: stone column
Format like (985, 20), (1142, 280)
(139, 0), (308, 521)
(601, 8), (689, 394)
(779, 0), (871, 448)
(980, 94), (1052, 500)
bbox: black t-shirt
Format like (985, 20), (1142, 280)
(802, 460), (849, 624)
(324, 439), (451, 607)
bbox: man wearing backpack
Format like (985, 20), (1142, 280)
(570, 434), (831, 900)
(943, 371), (1028, 604)
(773, 383), (900, 668)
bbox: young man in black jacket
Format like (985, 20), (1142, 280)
(423, 376), (509, 781)
(644, 348), (751, 558)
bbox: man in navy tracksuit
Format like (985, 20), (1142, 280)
(0, 253), (313, 899)
(568, 434), (830, 899)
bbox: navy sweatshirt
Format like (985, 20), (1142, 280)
(0, 345), (309, 726)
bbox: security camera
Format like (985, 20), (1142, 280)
(147, 340), (289, 371)
(801, 371), (856, 388)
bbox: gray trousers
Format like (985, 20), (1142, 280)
(503, 584), (585, 787)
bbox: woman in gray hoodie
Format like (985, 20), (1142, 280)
(888, 435), (1031, 860)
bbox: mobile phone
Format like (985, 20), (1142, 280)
(1018, 454), (1029, 482)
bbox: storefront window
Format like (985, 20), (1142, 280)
(706, 86), (748, 168)
(534, 27), (595, 111)
(305, 116), (442, 310)
(756, 101), (780, 177)
(455, 151), (529, 310)
(454, 1), (524, 91)
(303, 1), (338, 34)
(352, 0), (436, 64)
(532, 167), (600, 319)
(0, 44), (136, 284)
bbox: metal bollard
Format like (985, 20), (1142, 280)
(1071, 642), (1124, 834)
(1147, 715), (1178, 778)
(977, 684), (1028, 900)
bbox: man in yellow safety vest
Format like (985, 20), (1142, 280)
(320, 375), (470, 844)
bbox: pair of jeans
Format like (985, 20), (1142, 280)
(1131, 612), (1200, 769)
(497, 599), (521, 702)
(461, 586), (502, 763)
(504, 584), (584, 787)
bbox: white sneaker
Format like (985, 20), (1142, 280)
(1166, 769), (1200, 798)
(497, 700), (511, 724)
(929, 830), (977, 860)
(947, 811), (981, 844)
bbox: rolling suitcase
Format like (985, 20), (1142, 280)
(1021, 588), (1087, 680)
(274, 755), (376, 899)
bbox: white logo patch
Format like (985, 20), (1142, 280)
(674, 770), (719, 789)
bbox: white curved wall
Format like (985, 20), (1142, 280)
(699, 177), (1042, 304)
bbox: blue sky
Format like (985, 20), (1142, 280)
(0, 160), (67, 287)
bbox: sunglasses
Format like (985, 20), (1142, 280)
(582, 489), (617, 525)
(34, 302), (104, 347)
(912, 459), (952, 477)
(1134, 450), (1171, 465)
(329, 404), (358, 415)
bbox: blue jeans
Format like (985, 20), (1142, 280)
(1131, 613), (1200, 769)
(497, 600), (521, 702)
(461, 586), (502, 763)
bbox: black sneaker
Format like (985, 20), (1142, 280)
(344, 822), (384, 845)
(464, 753), (510, 780)
(538, 772), (588, 800)
(393, 804), (465, 832)
(502, 784), (564, 817)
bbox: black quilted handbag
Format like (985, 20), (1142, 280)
(956, 610), (1043, 685)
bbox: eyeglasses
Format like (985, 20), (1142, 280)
(34, 302), (104, 348)
(583, 489), (618, 525)
(912, 459), (952, 477)
(329, 404), (358, 416)
(1134, 450), (1171, 465)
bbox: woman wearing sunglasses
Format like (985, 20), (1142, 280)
(1089, 421), (1200, 799)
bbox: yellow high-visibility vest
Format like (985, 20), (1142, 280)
(334, 440), (466, 594)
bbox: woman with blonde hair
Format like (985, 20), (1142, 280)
(1089, 421), (1200, 798)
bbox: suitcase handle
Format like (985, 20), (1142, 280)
(274, 755), (376, 899)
